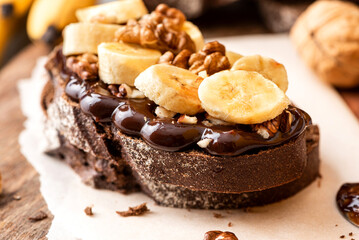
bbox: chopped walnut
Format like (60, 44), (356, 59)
(252, 110), (293, 139)
(203, 231), (239, 240)
(108, 84), (145, 99)
(115, 4), (195, 54)
(197, 138), (212, 148)
(189, 41), (230, 75)
(177, 115), (198, 124)
(66, 53), (98, 80)
(155, 106), (176, 118)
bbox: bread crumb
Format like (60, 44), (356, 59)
(28, 211), (48, 222)
(116, 203), (149, 217)
(228, 222), (233, 227)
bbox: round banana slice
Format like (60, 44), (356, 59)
(182, 21), (205, 52)
(135, 64), (203, 115)
(226, 51), (243, 66)
(198, 70), (290, 124)
(231, 55), (288, 92)
(62, 22), (122, 56)
(76, 0), (148, 24)
(98, 42), (161, 86)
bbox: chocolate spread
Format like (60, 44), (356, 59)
(337, 183), (359, 226)
(54, 48), (312, 156)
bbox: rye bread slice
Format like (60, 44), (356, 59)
(41, 52), (320, 209)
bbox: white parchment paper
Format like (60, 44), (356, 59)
(18, 35), (359, 240)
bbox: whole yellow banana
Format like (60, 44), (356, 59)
(27, 0), (96, 44)
(0, 0), (34, 64)
(0, 0), (34, 18)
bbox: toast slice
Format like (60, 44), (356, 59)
(41, 47), (320, 209)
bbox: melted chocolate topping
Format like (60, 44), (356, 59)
(58, 49), (312, 156)
(337, 183), (359, 226)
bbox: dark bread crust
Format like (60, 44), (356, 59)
(41, 55), (320, 208)
(116, 129), (307, 193)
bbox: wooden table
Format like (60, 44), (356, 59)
(0, 41), (358, 239)
(0, 43), (52, 239)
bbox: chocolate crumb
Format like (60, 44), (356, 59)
(84, 206), (93, 216)
(213, 213), (224, 218)
(13, 195), (21, 200)
(349, 233), (353, 236)
(116, 203), (149, 217)
(340, 235), (345, 239)
(28, 211), (48, 222)
(336, 224), (338, 227)
(228, 222), (233, 227)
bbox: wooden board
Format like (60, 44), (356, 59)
(0, 42), (358, 240)
(0, 43), (52, 239)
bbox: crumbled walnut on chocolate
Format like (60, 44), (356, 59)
(108, 84), (145, 99)
(203, 231), (239, 240)
(155, 106), (176, 118)
(28, 211), (48, 222)
(252, 110), (293, 139)
(66, 53), (98, 80)
(197, 138), (212, 148)
(114, 4), (195, 54)
(116, 203), (149, 217)
(177, 115), (198, 124)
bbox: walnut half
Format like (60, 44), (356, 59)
(66, 53), (98, 80)
(115, 4), (195, 54)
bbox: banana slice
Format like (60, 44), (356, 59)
(182, 21), (204, 52)
(98, 42), (161, 86)
(198, 70), (289, 124)
(226, 51), (243, 66)
(62, 22), (122, 56)
(76, 0), (148, 24)
(135, 64), (203, 115)
(231, 55), (288, 92)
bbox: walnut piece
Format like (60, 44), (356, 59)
(158, 41), (230, 75)
(158, 49), (191, 68)
(203, 231), (239, 240)
(177, 115), (198, 124)
(155, 106), (176, 118)
(115, 4), (195, 54)
(108, 84), (145, 99)
(197, 138), (213, 148)
(66, 53), (98, 80)
(189, 41), (230, 75)
(252, 110), (293, 139)
(84, 206), (93, 216)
